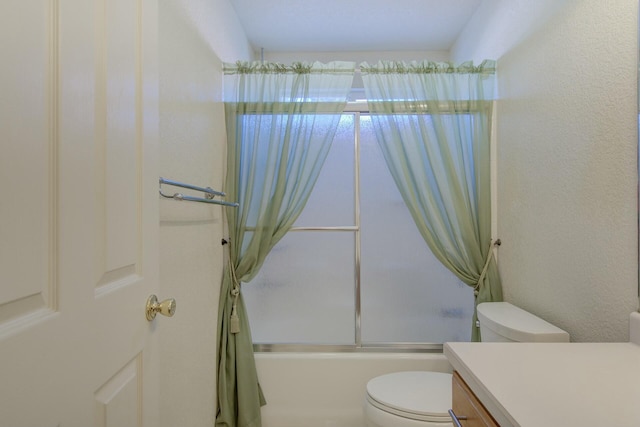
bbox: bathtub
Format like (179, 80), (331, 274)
(255, 352), (452, 427)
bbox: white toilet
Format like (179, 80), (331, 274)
(363, 302), (570, 427)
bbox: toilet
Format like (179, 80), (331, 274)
(363, 302), (570, 427)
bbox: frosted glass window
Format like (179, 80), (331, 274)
(236, 113), (349, 228)
(293, 114), (355, 227)
(244, 231), (355, 344)
(359, 115), (474, 343)
(244, 112), (475, 347)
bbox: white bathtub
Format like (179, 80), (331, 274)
(255, 352), (452, 427)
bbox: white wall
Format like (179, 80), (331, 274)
(452, 0), (639, 342)
(158, 1), (252, 426)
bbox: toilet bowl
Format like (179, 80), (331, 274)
(363, 302), (570, 427)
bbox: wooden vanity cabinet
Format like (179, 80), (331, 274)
(450, 371), (500, 427)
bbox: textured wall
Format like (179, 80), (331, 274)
(453, 0), (639, 342)
(158, 2), (251, 426)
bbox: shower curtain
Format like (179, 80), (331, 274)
(360, 60), (502, 341)
(217, 61), (355, 427)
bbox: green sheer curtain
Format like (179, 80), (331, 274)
(360, 60), (502, 341)
(217, 61), (355, 427)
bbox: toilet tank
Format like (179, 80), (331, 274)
(477, 302), (570, 342)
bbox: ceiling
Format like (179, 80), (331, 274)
(229, 0), (483, 53)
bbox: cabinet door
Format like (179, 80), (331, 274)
(451, 371), (500, 427)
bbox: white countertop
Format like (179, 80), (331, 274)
(444, 313), (640, 427)
(444, 341), (640, 427)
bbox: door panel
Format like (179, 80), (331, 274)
(94, 0), (142, 292)
(95, 0), (140, 285)
(0, 0), (160, 426)
(0, 0), (57, 331)
(94, 354), (144, 427)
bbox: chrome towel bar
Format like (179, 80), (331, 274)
(159, 177), (239, 207)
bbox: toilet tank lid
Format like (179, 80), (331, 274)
(477, 302), (570, 342)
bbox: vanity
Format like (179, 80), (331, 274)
(443, 313), (640, 427)
(450, 370), (498, 427)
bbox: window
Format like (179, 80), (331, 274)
(243, 104), (475, 351)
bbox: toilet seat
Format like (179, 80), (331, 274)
(365, 371), (452, 423)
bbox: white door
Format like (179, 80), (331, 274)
(0, 1), (162, 426)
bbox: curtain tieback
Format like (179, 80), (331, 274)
(228, 260), (241, 334)
(474, 239), (501, 297)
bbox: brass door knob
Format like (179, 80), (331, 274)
(146, 295), (176, 321)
